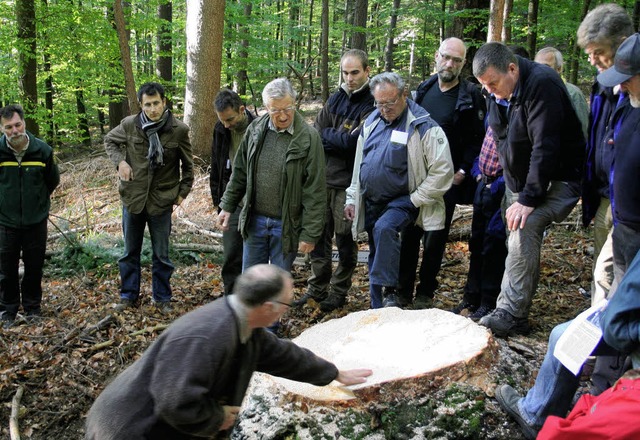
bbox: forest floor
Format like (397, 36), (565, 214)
(0, 103), (594, 439)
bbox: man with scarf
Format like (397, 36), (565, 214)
(105, 82), (194, 313)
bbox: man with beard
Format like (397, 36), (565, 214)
(105, 82), (194, 314)
(210, 89), (255, 295)
(0, 104), (60, 328)
(398, 37), (486, 309)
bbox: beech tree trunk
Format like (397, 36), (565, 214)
(351, 0), (368, 51)
(384, 0), (401, 71)
(501, 0), (513, 42)
(184, 0), (224, 160)
(16, 0), (39, 135)
(157, 1), (173, 108)
(113, 0), (140, 115)
(527, 0), (539, 59)
(488, 0), (505, 42)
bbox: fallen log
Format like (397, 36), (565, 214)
(10, 386), (24, 440)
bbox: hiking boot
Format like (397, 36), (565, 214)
(469, 304), (494, 321)
(494, 384), (539, 440)
(24, 310), (43, 324)
(413, 295), (434, 309)
(1, 312), (16, 329)
(319, 293), (346, 313)
(154, 301), (173, 314)
(450, 301), (477, 315)
(114, 298), (137, 312)
(293, 291), (327, 308)
(478, 308), (530, 337)
(382, 287), (401, 308)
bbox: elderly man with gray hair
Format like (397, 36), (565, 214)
(345, 72), (453, 309)
(218, 78), (326, 273)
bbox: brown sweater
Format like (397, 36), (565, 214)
(84, 298), (338, 440)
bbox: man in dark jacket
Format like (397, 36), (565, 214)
(105, 82), (194, 313)
(398, 37), (486, 309)
(84, 264), (372, 440)
(295, 49), (374, 313)
(0, 104), (60, 328)
(473, 43), (584, 337)
(210, 89), (255, 295)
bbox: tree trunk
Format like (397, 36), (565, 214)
(501, 0), (513, 42)
(488, 0), (505, 42)
(526, 0), (539, 59)
(306, 0), (316, 98)
(16, 0), (39, 135)
(569, 0), (592, 85)
(237, 1), (252, 96)
(76, 85), (91, 146)
(320, 0), (329, 102)
(42, 0), (55, 144)
(448, 0), (490, 78)
(184, 0), (224, 160)
(113, 0), (140, 115)
(440, 0), (446, 41)
(157, 0), (173, 108)
(384, 0), (401, 72)
(351, 0), (368, 51)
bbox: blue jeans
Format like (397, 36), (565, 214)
(518, 320), (617, 428)
(365, 196), (418, 308)
(0, 219), (48, 317)
(242, 215), (296, 272)
(119, 206), (174, 303)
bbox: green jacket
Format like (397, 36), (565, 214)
(104, 112), (194, 216)
(0, 132), (59, 229)
(219, 112), (326, 254)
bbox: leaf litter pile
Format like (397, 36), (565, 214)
(0, 153), (593, 439)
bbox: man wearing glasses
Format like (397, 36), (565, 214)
(345, 72), (453, 308)
(398, 38), (486, 310)
(217, 78), (326, 275)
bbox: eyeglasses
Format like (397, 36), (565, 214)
(271, 299), (292, 308)
(268, 106), (296, 115)
(374, 98), (400, 110)
(439, 51), (464, 64)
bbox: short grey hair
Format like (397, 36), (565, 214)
(577, 3), (633, 51)
(369, 72), (405, 94)
(536, 47), (563, 71)
(262, 78), (296, 106)
(473, 42), (517, 78)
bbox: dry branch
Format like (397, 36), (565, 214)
(10, 386), (24, 440)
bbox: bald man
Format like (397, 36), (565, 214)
(85, 264), (372, 439)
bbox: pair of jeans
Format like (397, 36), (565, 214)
(119, 206), (174, 303)
(242, 215), (295, 272)
(497, 181), (580, 318)
(221, 206), (243, 295)
(398, 182), (460, 302)
(308, 188), (357, 298)
(518, 320), (618, 428)
(0, 219), (48, 317)
(463, 180), (507, 308)
(365, 196), (418, 308)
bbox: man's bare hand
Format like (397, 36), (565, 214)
(344, 204), (356, 221)
(453, 170), (466, 185)
(219, 405), (241, 431)
(118, 161), (133, 181)
(335, 368), (373, 385)
(505, 201), (534, 231)
(298, 241), (315, 253)
(217, 210), (231, 231)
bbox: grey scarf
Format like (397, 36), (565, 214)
(140, 109), (170, 169)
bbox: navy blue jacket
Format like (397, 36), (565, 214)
(486, 57), (585, 207)
(314, 83), (374, 189)
(611, 104), (640, 232)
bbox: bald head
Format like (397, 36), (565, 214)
(436, 38), (467, 85)
(233, 264), (292, 307)
(535, 47), (563, 74)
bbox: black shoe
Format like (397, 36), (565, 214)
(154, 301), (173, 314)
(494, 384), (539, 440)
(293, 291), (327, 307)
(478, 308), (530, 337)
(469, 305), (493, 321)
(319, 293), (346, 313)
(382, 287), (401, 308)
(114, 298), (137, 312)
(413, 295), (434, 309)
(1, 312), (16, 329)
(450, 301), (477, 314)
(24, 310), (43, 323)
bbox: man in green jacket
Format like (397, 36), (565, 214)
(217, 78), (326, 272)
(105, 82), (193, 313)
(0, 104), (60, 328)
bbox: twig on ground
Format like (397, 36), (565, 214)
(10, 386), (24, 440)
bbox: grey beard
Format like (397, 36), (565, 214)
(631, 95), (640, 108)
(438, 70), (457, 83)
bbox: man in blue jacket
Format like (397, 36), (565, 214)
(0, 104), (60, 328)
(473, 43), (584, 337)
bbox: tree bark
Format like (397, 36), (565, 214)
(501, 0), (513, 42)
(526, 0), (539, 59)
(113, 0), (140, 115)
(156, 0), (173, 108)
(184, 0), (224, 160)
(351, 0), (368, 51)
(237, 1), (252, 96)
(16, 0), (39, 135)
(488, 0), (505, 42)
(320, 0), (329, 102)
(569, 0), (592, 85)
(384, 0), (401, 72)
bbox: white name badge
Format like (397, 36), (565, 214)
(390, 130), (408, 145)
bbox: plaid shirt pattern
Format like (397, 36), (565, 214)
(479, 125), (502, 177)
